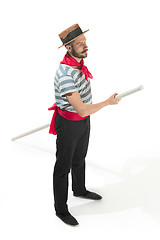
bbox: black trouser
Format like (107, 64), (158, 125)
(53, 112), (90, 215)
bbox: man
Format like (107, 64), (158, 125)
(49, 24), (121, 226)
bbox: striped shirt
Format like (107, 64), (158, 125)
(54, 64), (92, 113)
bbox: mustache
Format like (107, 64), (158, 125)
(82, 49), (88, 53)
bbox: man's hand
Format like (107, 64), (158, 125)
(106, 93), (121, 105)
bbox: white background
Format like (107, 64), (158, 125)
(0, 0), (160, 239)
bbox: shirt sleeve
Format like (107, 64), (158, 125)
(58, 75), (78, 97)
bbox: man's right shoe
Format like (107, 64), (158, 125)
(56, 213), (79, 226)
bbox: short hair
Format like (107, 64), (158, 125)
(65, 40), (75, 48)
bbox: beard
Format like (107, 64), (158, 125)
(71, 47), (88, 59)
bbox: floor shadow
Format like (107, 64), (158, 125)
(70, 157), (160, 223)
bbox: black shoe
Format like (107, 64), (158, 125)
(73, 190), (102, 200)
(56, 212), (79, 226)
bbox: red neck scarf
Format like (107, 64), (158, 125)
(60, 52), (93, 82)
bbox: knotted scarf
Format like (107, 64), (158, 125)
(60, 52), (93, 82)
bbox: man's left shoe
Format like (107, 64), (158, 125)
(73, 191), (102, 200)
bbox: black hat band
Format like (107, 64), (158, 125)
(60, 27), (83, 45)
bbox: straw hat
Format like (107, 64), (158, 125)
(58, 24), (89, 49)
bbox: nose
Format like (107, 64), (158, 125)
(84, 43), (88, 50)
(84, 42), (88, 48)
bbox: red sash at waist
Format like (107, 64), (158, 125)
(48, 103), (87, 135)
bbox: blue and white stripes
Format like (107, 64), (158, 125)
(54, 64), (92, 113)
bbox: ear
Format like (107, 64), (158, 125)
(65, 44), (72, 52)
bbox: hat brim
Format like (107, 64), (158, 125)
(58, 29), (89, 49)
